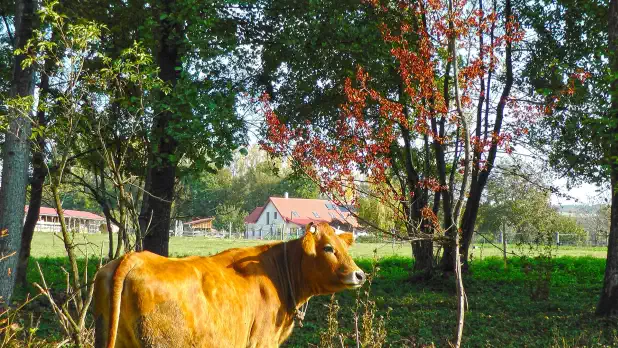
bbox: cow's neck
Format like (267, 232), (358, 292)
(279, 239), (311, 313)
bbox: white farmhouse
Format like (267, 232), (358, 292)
(243, 193), (359, 239)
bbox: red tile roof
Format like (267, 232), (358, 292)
(184, 217), (214, 225)
(27, 206), (105, 220)
(244, 206), (264, 223)
(287, 218), (323, 226)
(268, 197), (359, 227)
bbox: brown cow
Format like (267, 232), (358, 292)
(93, 222), (366, 348)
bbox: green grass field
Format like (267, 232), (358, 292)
(283, 256), (617, 347)
(29, 232), (609, 259)
(12, 233), (615, 347)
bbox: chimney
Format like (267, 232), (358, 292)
(284, 192), (289, 199)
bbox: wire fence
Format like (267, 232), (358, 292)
(471, 230), (609, 247)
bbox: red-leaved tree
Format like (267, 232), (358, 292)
(262, 0), (526, 275)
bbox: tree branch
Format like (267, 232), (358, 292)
(2, 15), (14, 46)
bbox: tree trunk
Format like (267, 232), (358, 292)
(0, 0), (36, 304)
(16, 47), (53, 287)
(412, 240), (434, 274)
(597, 0), (618, 317)
(459, 183), (483, 269)
(401, 125), (434, 275)
(16, 136), (45, 288)
(395, 82), (434, 276)
(52, 184), (84, 308)
(443, 0), (513, 273)
(139, 0), (183, 256)
(598, 173), (618, 316)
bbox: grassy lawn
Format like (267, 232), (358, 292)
(30, 232), (416, 259)
(12, 233), (615, 347)
(283, 257), (617, 347)
(30, 232), (608, 259)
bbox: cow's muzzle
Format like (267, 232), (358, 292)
(342, 269), (366, 288)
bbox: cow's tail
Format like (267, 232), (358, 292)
(106, 252), (139, 348)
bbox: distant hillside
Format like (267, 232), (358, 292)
(555, 204), (604, 215)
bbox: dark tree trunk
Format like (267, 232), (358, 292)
(401, 112), (433, 275)
(139, 0), (183, 256)
(597, 0), (618, 317)
(17, 156), (44, 287)
(16, 46), (53, 287)
(411, 240), (434, 274)
(459, 183), (483, 268)
(442, 0), (513, 273)
(0, 0), (36, 304)
(434, 59), (456, 272)
(412, 135), (435, 275)
(598, 175), (618, 316)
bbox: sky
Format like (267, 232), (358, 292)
(551, 180), (609, 206)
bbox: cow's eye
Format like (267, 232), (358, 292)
(323, 245), (334, 253)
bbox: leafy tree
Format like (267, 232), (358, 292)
(589, 204), (611, 245)
(262, 0), (523, 278)
(516, 0), (608, 186)
(176, 168), (234, 219)
(478, 169), (586, 249)
(175, 147), (319, 228)
(11, 8), (123, 341)
(275, 173), (320, 202)
(357, 192), (399, 236)
(213, 204), (246, 235)
(5, 0), (249, 259)
(516, 0), (618, 316)
(17, 25), (57, 286)
(133, 0), (247, 256)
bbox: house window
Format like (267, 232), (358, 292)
(312, 211), (320, 218)
(266, 212), (270, 225)
(325, 203), (335, 210)
(328, 212), (337, 219)
(274, 212), (278, 220)
(291, 211), (299, 217)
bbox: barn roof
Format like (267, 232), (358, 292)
(184, 217), (215, 225)
(29, 206), (105, 220)
(266, 197), (359, 228)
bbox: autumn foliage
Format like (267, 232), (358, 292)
(262, 0), (531, 241)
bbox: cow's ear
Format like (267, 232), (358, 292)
(338, 232), (354, 248)
(302, 228), (317, 256)
(305, 222), (319, 236)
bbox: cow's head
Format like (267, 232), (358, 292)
(301, 222), (366, 294)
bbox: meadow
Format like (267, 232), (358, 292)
(11, 233), (617, 347)
(29, 232), (608, 259)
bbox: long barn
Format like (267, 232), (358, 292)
(27, 206), (106, 234)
